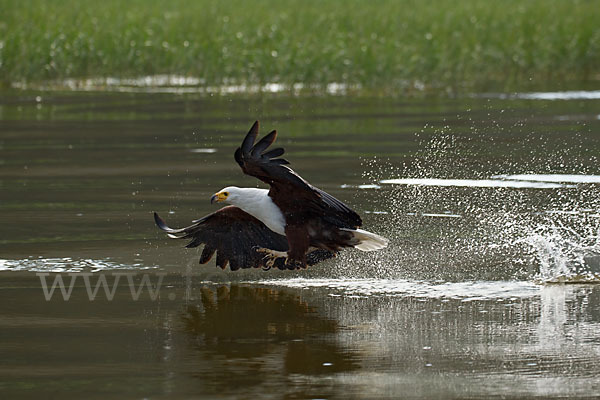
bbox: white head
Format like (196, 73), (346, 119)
(210, 186), (242, 205)
(209, 186), (286, 235)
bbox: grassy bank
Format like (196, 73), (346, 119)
(1, 0), (599, 93)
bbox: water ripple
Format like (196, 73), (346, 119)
(0, 257), (156, 273)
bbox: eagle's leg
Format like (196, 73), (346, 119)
(285, 258), (306, 270)
(284, 225), (310, 269)
(255, 248), (307, 270)
(256, 247), (288, 270)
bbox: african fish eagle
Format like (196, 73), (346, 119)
(154, 121), (388, 270)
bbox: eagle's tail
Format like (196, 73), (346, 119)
(341, 228), (389, 251)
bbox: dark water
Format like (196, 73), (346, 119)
(1, 88), (600, 398)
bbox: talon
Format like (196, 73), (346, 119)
(256, 247), (287, 270)
(284, 258), (306, 270)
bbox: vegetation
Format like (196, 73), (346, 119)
(1, 0), (599, 93)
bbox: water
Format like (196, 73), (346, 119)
(1, 88), (600, 398)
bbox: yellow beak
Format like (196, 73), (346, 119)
(210, 192), (228, 204)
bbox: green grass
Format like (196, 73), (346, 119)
(1, 0), (599, 93)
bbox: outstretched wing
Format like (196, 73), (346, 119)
(154, 206), (287, 270)
(234, 120), (305, 188)
(233, 121), (362, 229)
(154, 207), (334, 270)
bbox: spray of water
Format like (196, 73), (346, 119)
(347, 121), (600, 283)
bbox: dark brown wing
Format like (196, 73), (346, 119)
(154, 207), (334, 270)
(234, 120), (304, 188)
(154, 206), (287, 270)
(233, 121), (362, 229)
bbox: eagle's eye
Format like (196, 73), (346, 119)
(223, 192), (229, 196)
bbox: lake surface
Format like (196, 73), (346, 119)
(1, 87), (600, 398)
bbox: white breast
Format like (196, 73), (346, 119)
(232, 188), (286, 236)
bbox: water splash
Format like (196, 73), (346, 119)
(358, 121), (600, 283)
(517, 211), (600, 283)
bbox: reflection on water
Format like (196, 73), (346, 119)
(492, 174), (600, 184)
(484, 90), (600, 100)
(253, 278), (540, 300)
(380, 177), (573, 188)
(181, 286), (359, 385)
(1, 90), (600, 397)
(13, 75), (360, 96)
(0, 257), (156, 272)
(1, 279), (600, 398)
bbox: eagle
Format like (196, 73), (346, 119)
(154, 121), (388, 270)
